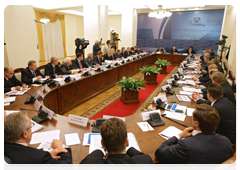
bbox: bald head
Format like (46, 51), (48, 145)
(4, 66), (14, 79)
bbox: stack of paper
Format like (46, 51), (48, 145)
(158, 126), (182, 140)
(137, 122), (154, 132)
(4, 97), (16, 105)
(164, 111), (186, 121)
(30, 130), (60, 145)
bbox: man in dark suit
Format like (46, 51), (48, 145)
(103, 51), (113, 61)
(44, 57), (63, 79)
(4, 66), (27, 93)
(4, 112), (72, 164)
(93, 40), (102, 57)
(184, 46), (196, 55)
(156, 46), (164, 53)
(116, 50), (123, 59)
(155, 104), (233, 164)
(80, 118), (153, 164)
(206, 83), (236, 143)
(138, 46), (143, 53)
(72, 53), (88, 69)
(21, 60), (48, 85)
(134, 46), (139, 54)
(124, 47), (131, 57)
(93, 51), (104, 65)
(130, 47), (135, 55)
(84, 53), (100, 68)
(121, 47), (127, 58)
(170, 46), (178, 54)
(60, 57), (78, 74)
(193, 72), (236, 105)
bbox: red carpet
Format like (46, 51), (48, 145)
(90, 66), (175, 120)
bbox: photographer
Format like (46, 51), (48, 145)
(93, 40), (103, 57)
(75, 39), (88, 59)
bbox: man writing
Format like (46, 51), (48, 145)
(155, 104), (233, 164)
(4, 112), (72, 164)
(80, 118), (153, 164)
(60, 57), (78, 74)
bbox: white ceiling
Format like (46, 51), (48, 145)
(33, 5), (225, 16)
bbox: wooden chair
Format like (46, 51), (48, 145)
(14, 68), (24, 74)
(223, 62), (228, 78)
(214, 155), (238, 170)
(14, 68), (24, 81)
(38, 65), (45, 76)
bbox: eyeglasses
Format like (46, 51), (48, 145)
(20, 122), (35, 137)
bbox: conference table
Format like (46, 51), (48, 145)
(4, 53), (215, 164)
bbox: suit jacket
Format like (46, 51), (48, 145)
(93, 44), (101, 57)
(44, 63), (63, 79)
(185, 49), (196, 55)
(60, 62), (74, 74)
(93, 56), (103, 65)
(212, 98), (236, 143)
(156, 49), (164, 53)
(121, 52), (127, 58)
(155, 133), (233, 164)
(170, 48), (178, 54)
(134, 50), (139, 54)
(124, 50), (130, 57)
(84, 58), (97, 67)
(21, 67), (44, 84)
(75, 45), (87, 58)
(138, 50), (143, 53)
(80, 147), (153, 164)
(4, 143), (72, 164)
(4, 75), (23, 93)
(198, 82), (236, 105)
(103, 53), (112, 61)
(72, 58), (88, 69)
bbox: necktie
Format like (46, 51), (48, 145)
(33, 71), (36, 77)
(99, 57), (101, 63)
(80, 61), (83, 68)
(53, 66), (55, 74)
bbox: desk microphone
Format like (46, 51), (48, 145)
(20, 107), (48, 124)
(24, 91), (36, 104)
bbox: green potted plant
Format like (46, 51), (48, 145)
(155, 58), (171, 74)
(140, 65), (161, 85)
(117, 76), (146, 105)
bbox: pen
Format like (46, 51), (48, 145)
(48, 143), (53, 150)
(146, 123), (150, 131)
(160, 134), (169, 138)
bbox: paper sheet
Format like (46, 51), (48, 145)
(176, 95), (191, 102)
(30, 129), (60, 145)
(31, 120), (43, 133)
(4, 97), (16, 103)
(187, 108), (195, 117)
(164, 111), (186, 121)
(158, 126), (182, 140)
(137, 122), (154, 132)
(65, 133), (81, 146)
(5, 110), (20, 116)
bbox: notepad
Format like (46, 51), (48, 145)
(137, 122), (154, 132)
(30, 130), (60, 145)
(65, 133), (81, 146)
(164, 111), (186, 121)
(187, 108), (195, 116)
(176, 95), (191, 102)
(158, 126), (182, 140)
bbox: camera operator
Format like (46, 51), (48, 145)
(102, 40), (112, 55)
(93, 40), (103, 57)
(75, 42), (88, 59)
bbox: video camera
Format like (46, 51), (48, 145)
(215, 35), (228, 45)
(75, 38), (90, 48)
(110, 29), (120, 50)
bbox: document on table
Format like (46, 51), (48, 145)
(187, 108), (195, 117)
(182, 87), (202, 93)
(158, 126), (182, 140)
(5, 110), (20, 116)
(7, 88), (31, 95)
(170, 104), (187, 114)
(164, 111), (186, 121)
(179, 91), (193, 96)
(82, 133), (101, 146)
(4, 97), (16, 103)
(30, 129), (60, 145)
(65, 133), (81, 146)
(31, 120), (43, 133)
(137, 122), (154, 132)
(176, 95), (191, 102)
(89, 132), (141, 154)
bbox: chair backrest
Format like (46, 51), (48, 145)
(227, 70), (235, 89)
(14, 68), (24, 74)
(14, 68), (24, 81)
(38, 65), (45, 75)
(214, 155), (238, 170)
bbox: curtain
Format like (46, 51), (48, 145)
(42, 19), (64, 60)
(35, 11), (67, 61)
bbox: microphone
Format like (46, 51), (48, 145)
(20, 107), (48, 124)
(24, 91), (36, 104)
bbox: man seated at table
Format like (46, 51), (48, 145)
(193, 53), (211, 81)
(60, 57), (79, 74)
(197, 48), (208, 65)
(155, 104), (233, 164)
(72, 53), (88, 70)
(44, 57), (63, 79)
(170, 46), (178, 54)
(93, 51), (105, 65)
(116, 49), (123, 59)
(21, 60), (49, 84)
(192, 72), (236, 105)
(184, 46), (196, 55)
(134, 46), (139, 54)
(205, 83), (236, 144)
(130, 47), (135, 55)
(103, 50), (113, 61)
(84, 53), (100, 68)
(138, 46), (143, 53)
(80, 118), (153, 164)
(156, 46), (165, 53)
(4, 112), (72, 164)
(4, 66), (27, 93)
(121, 47), (127, 58)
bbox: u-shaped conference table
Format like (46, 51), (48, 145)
(5, 53), (200, 164)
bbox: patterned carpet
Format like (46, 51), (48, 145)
(81, 66), (177, 119)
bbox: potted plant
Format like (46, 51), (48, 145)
(117, 76), (146, 105)
(140, 65), (161, 85)
(155, 58), (171, 74)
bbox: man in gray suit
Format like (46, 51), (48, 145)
(84, 53), (100, 68)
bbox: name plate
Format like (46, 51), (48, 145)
(141, 110), (161, 121)
(36, 90), (44, 99)
(75, 74), (81, 80)
(68, 114), (89, 127)
(44, 84), (50, 93)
